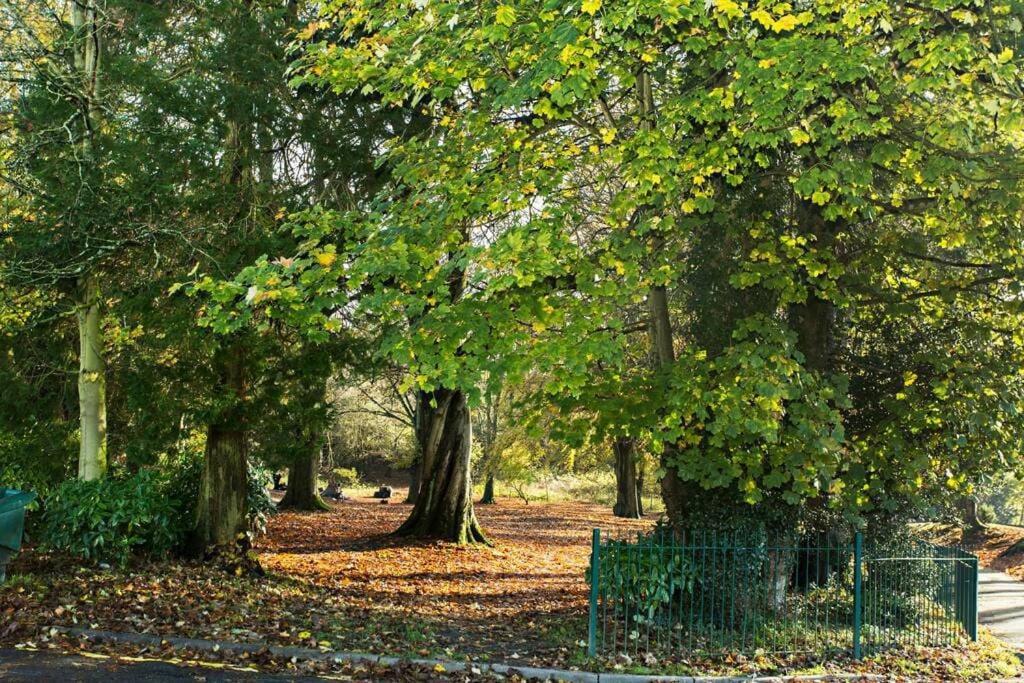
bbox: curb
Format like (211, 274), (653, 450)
(46, 626), (881, 683)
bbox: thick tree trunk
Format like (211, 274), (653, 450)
(76, 276), (106, 481)
(612, 438), (642, 518)
(480, 474), (496, 505)
(279, 448), (329, 511)
(395, 389), (487, 544)
(190, 344), (254, 567)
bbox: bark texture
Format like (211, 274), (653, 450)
(612, 438), (642, 518)
(76, 276), (106, 481)
(71, 1), (106, 482)
(396, 389), (487, 544)
(190, 344), (251, 562)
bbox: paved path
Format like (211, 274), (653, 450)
(0, 649), (325, 682)
(980, 568), (1024, 648)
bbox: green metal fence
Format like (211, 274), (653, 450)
(586, 528), (978, 659)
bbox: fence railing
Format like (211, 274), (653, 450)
(586, 527), (978, 659)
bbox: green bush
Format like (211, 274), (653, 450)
(42, 471), (177, 566)
(331, 467), (360, 488)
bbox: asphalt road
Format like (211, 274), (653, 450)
(980, 567), (1024, 648)
(0, 648), (328, 682)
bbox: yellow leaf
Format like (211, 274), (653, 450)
(751, 9), (773, 28)
(772, 15), (798, 32)
(997, 47), (1014, 64)
(581, 0), (601, 15)
(715, 0), (741, 18)
(316, 252), (337, 267)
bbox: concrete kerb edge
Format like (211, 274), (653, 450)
(47, 626), (882, 682)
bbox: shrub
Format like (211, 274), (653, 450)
(42, 471), (177, 566)
(331, 467), (360, 488)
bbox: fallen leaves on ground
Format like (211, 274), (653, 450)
(1, 497), (649, 669)
(2, 501), (1020, 680)
(917, 522), (1024, 580)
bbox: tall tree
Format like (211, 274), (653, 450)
(224, 0), (1024, 540)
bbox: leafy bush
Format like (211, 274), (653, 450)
(42, 471), (177, 565)
(245, 463), (275, 536)
(331, 467), (361, 488)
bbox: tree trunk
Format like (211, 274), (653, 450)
(395, 389), (487, 544)
(480, 474), (496, 505)
(279, 447), (329, 511)
(189, 344), (254, 567)
(790, 199), (836, 375)
(960, 496), (984, 531)
(767, 546), (792, 613)
(612, 438), (642, 518)
(76, 276), (106, 481)
(636, 458), (645, 517)
(405, 455), (421, 504)
(633, 69), (689, 529)
(71, 1), (106, 482)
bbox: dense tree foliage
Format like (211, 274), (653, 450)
(2, 0), (1023, 556)
(221, 0), (1024, 538)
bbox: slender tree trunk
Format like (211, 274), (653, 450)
(76, 275), (106, 480)
(612, 438), (641, 518)
(636, 458), (645, 517)
(190, 343), (253, 566)
(71, 1), (106, 482)
(480, 474), (496, 505)
(395, 389), (487, 544)
(280, 447), (329, 511)
(634, 69), (687, 528)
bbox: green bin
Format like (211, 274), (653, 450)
(0, 489), (36, 583)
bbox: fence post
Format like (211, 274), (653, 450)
(853, 531), (863, 660)
(588, 528), (601, 657)
(969, 556), (979, 642)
